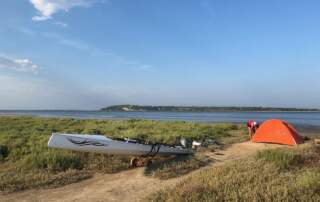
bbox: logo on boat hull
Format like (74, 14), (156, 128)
(67, 138), (108, 147)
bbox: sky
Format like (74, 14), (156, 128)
(0, 0), (320, 110)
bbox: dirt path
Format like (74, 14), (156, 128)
(0, 142), (284, 202)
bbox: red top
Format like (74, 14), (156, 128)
(247, 120), (257, 128)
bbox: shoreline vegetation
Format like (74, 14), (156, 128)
(101, 105), (320, 112)
(147, 145), (320, 201)
(0, 117), (246, 193)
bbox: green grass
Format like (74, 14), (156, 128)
(146, 145), (320, 202)
(256, 145), (320, 170)
(0, 116), (244, 193)
(256, 149), (303, 170)
(144, 154), (211, 179)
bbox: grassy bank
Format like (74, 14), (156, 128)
(0, 116), (245, 193)
(147, 145), (320, 202)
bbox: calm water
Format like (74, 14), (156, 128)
(0, 110), (320, 127)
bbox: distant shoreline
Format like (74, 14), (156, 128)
(101, 105), (320, 112)
(1, 110), (320, 113)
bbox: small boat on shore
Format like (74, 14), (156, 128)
(48, 133), (193, 156)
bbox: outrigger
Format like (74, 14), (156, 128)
(48, 133), (193, 167)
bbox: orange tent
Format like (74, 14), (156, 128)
(252, 119), (304, 146)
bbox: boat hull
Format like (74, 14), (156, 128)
(48, 133), (193, 156)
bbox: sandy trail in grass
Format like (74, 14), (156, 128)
(0, 142), (285, 202)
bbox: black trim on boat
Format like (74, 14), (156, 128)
(143, 144), (161, 157)
(67, 137), (108, 147)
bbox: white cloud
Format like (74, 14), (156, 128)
(0, 56), (39, 74)
(53, 21), (68, 27)
(30, 0), (100, 21)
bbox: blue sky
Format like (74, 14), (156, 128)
(0, 0), (320, 109)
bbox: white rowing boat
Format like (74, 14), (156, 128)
(48, 133), (193, 156)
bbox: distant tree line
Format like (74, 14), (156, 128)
(101, 105), (320, 112)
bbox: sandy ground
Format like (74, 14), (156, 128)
(0, 142), (286, 202)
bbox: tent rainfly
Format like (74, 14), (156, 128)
(252, 119), (304, 146)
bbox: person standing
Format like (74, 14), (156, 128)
(247, 120), (259, 140)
